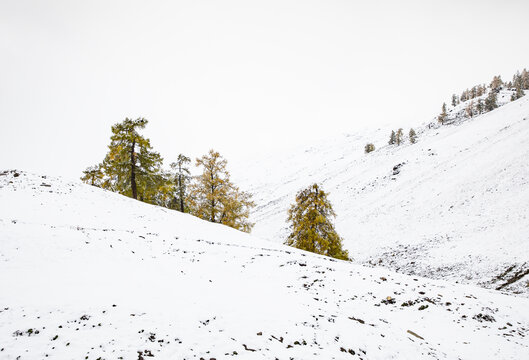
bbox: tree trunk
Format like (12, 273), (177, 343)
(210, 173), (216, 222)
(178, 171), (185, 212)
(130, 139), (137, 200)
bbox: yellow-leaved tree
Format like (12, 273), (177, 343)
(188, 150), (255, 233)
(285, 183), (349, 260)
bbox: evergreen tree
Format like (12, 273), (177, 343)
(460, 90), (468, 102)
(476, 98), (484, 114)
(477, 85), (485, 97)
(471, 86), (477, 99)
(388, 130), (396, 145)
(188, 149), (254, 232)
(409, 128), (417, 144)
(490, 75), (503, 92)
(438, 102), (448, 124)
(100, 117), (163, 201)
(511, 85), (525, 101)
(170, 154), (191, 212)
(484, 91), (498, 111)
(521, 69), (529, 89)
(512, 71), (522, 89)
(81, 164), (104, 187)
(285, 183), (349, 260)
(137, 170), (172, 206)
(396, 128), (404, 145)
(465, 100), (474, 118)
(364, 143), (375, 153)
(451, 94), (458, 107)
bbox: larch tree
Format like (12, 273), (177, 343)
(465, 100), (474, 118)
(170, 154), (191, 212)
(285, 183), (349, 261)
(476, 98), (484, 114)
(490, 75), (503, 92)
(521, 68), (529, 89)
(438, 102), (448, 124)
(409, 128), (417, 144)
(451, 94), (458, 107)
(485, 91), (498, 111)
(188, 149), (255, 232)
(388, 130), (396, 145)
(81, 164), (104, 187)
(101, 117), (163, 201)
(511, 86), (525, 101)
(396, 128), (404, 145)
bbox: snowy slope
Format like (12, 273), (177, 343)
(1, 171), (529, 359)
(232, 95), (529, 296)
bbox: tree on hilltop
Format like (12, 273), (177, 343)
(81, 118), (164, 202)
(188, 149), (255, 232)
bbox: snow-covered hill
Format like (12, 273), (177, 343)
(1, 171), (529, 359)
(233, 95), (529, 296)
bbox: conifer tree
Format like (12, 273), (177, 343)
(512, 71), (522, 89)
(511, 85), (525, 101)
(396, 128), (404, 145)
(170, 154), (191, 212)
(465, 100), (474, 118)
(438, 103), (447, 124)
(451, 94), (458, 107)
(285, 183), (349, 260)
(81, 164), (104, 187)
(364, 143), (375, 153)
(388, 130), (396, 145)
(100, 117), (163, 201)
(477, 85), (485, 97)
(490, 75), (503, 92)
(471, 86), (477, 99)
(521, 69), (529, 89)
(137, 171), (172, 205)
(409, 128), (417, 144)
(485, 91), (498, 111)
(476, 98), (484, 114)
(188, 149), (254, 232)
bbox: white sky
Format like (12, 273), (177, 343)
(1, 0), (529, 179)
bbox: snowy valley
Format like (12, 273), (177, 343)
(232, 94), (529, 296)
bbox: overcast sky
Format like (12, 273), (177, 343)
(1, 0), (529, 179)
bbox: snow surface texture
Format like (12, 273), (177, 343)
(1, 171), (529, 359)
(232, 94), (529, 296)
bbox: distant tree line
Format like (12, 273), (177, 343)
(81, 118), (255, 232)
(438, 68), (528, 124)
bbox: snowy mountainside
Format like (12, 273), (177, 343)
(1, 171), (529, 359)
(232, 95), (529, 296)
